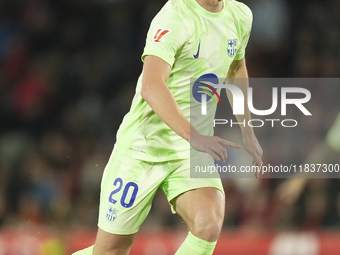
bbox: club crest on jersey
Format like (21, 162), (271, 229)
(106, 206), (118, 222)
(227, 39), (238, 58)
(153, 29), (171, 43)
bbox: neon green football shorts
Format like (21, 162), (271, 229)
(98, 148), (224, 235)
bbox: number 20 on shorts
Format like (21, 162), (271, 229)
(109, 178), (139, 208)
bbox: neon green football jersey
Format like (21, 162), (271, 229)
(115, 0), (253, 162)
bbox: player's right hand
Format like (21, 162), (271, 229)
(190, 130), (241, 162)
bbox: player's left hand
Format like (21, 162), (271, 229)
(243, 133), (263, 178)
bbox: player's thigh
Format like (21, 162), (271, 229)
(98, 149), (166, 235)
(161, 153), (225, 227)
(93, 228), (136, 255)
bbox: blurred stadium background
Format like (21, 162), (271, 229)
(0, 0), (340, 254)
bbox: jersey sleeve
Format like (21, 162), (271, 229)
(142, 4), (190, 67)
(234, 6), (253, 61)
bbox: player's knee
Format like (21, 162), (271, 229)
(191, 213), (223, 242)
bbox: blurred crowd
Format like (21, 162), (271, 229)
(0, 0), (340, 236)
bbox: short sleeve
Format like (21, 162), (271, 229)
(142, 4), (189, 67)
(234, 7), (253, 61)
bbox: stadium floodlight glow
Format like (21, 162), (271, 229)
(199, 82), (312, 116)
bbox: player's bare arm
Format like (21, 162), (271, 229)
(226, 58), (263, 176)
(141, 55), (189, 142)
(142, 55), (241, 162)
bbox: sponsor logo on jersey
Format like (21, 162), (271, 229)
(227, 39), (238, 58)
(193, 40), (201, 59)
(153, 29), (171, 42)
(106, 206), (118, 222)
(192, 74), (221, 115)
